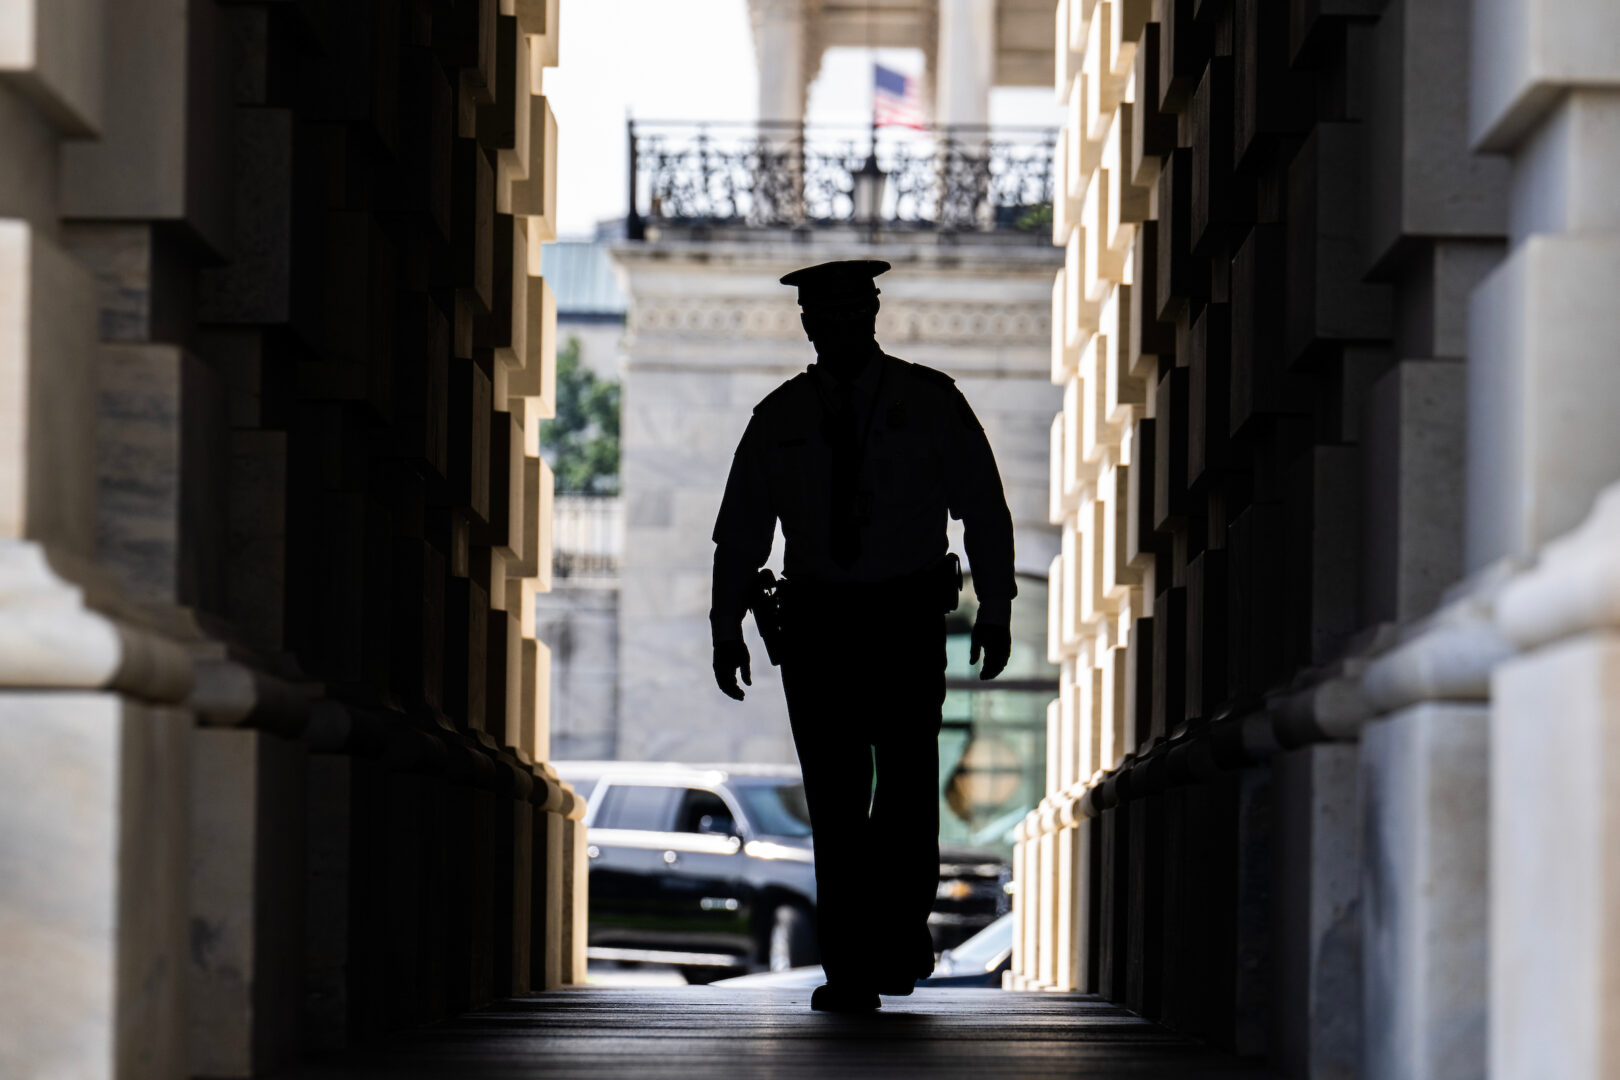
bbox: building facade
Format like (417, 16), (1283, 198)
(0, 2), (586, 1077)
(1015, 0), (1620, 1077)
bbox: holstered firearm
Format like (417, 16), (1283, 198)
(748, 568), (787, 666)
(937, 552), (964, 614)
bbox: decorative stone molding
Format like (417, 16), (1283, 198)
(1269, 659), (1377, 745)
(1496, 482), (1620, 651)
(1361, 570), (1518, 712)
(628, 295), (1050, 345)
(0, 540), (193, 703)
(188, 656), (318, 737)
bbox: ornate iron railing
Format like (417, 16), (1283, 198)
(625, 120), (1057, 238)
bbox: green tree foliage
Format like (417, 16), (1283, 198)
(541, 336), (620, 494)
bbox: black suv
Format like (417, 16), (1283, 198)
(557, 761), (1011, 982)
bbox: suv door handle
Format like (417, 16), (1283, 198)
(663, 850), (679, 865)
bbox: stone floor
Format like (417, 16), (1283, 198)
(290, 988), (1277, 1079)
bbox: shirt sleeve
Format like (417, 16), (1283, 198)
(710, 415), (777, 645)
(943, 387), (1017, 625)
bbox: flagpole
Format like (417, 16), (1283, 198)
(869, 57), (879, 161)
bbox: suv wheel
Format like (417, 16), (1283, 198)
(767, 904), (817, 971)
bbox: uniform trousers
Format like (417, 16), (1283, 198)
(779, 577), (946, 989)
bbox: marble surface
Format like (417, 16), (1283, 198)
(188, 727), (307, 1078)
(1361, 704), (1489, 1080)
(0, 693), (188, 1080)
(1491, 635), (1620, 1080)
(1465, 234), (1620, 572)
(1271, 744), (1362, 1080)
(0, 220), (99, 555)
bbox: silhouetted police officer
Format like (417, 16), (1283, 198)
(710, 259), (1016, 1013)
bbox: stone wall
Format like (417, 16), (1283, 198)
(537, 581), (621, 760)
(1015, 0), (1620, 1076)
(0, 2), (586, 1077)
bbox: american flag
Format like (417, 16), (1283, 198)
(873, 64), (925, 129)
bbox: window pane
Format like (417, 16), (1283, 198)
(594, 784), (681, 831)
(673, 789), (734, 834)
(735, 781), (813, 838)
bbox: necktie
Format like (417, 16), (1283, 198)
(828, 379), (861, 569)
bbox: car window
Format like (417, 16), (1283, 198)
(592, 784), (682, 831)
(734, 781), (813, 838)
(673, 788), (736, 835)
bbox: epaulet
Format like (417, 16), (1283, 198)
(895, 358), (956, 389)
(753, 372), (813, 415)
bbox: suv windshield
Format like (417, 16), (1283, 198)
(735, 781), (813, 838)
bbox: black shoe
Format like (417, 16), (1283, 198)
(877, 978), (917, 996)
(810, 983), (881, 1012)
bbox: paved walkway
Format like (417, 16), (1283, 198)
(291, 988), (1276, 1079)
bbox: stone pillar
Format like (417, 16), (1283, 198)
(1490, 488), (1620, 1079)
(1039, 805), (1061, 988)
(1271, 745), (1363, 1080)
(934, 0), (995, 128)
(749, 0), (808, 123)
(1054, 811), (1086, 991)
(1354, 583), (1510, 1080)
(747, 0), (810, 223)
(1007, 816), (1028, 988)
(187, 728), (306, 1078)
(1463, 0), (1620, 1070)
(0, 7), (197, 1077)
(1465, 26), (1620, 573)
(529, 766), (570, 991)
(0, 696), (190, 1080)
(1358, 704), (1488, 1080)
(564, 802), (589, 985)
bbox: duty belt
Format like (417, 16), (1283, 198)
(748, 553), (963, 667)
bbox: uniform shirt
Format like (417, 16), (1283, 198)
(710, 350), (1017, 645)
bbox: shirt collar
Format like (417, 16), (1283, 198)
(813, 347), (886, 394)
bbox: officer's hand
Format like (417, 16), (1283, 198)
(970, 619), (1011, 681)
(714, 641), (752, 701)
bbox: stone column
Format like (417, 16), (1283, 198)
(934, 0), (994, 128)
(748, 0), (810, 223)
(1270, 744), (1363, 1080)
(1354, 584), (1510, 1080)
(563, 794), (590, 985)
(1464, 0), (1620, 1070)
(0, 4), (196, 1075)
(1490, 488), (1620, 1079)
(749, 0), (808, 122)
(934, 0), (995, 228)
(1465, 33), (1620, 573)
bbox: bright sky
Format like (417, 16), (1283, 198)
(544, 0), (1064, 237)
